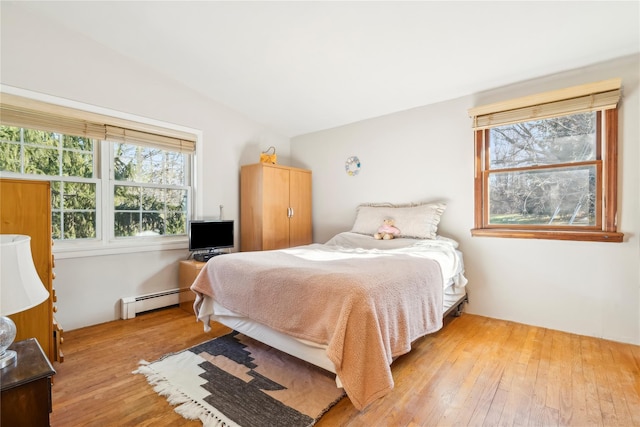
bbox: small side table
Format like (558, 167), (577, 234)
(179, 260), (206, 314)
(1, 338), (56, 427)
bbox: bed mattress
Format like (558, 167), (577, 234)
(195, 232), (468, 377)
(207, 283), (467, 376)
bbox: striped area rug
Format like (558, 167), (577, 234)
(134, 331), (345, 427)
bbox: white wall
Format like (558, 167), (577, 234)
(1, 3), (290, 330)
(292, 54), (640, 345)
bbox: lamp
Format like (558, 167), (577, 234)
(0, 234), (50, 369)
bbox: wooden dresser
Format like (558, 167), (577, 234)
(0, 178), (62, 364)
(240, 163), (312, 251)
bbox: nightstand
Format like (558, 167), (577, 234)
(179, 260), (207, 314)
(1, 338), (56, 427)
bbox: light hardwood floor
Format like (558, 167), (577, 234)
(49, 307), (640, 426)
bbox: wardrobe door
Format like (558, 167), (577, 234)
(288, 168), (312, 248)
(261, 165), (290, 250)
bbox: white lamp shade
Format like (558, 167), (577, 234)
(0, 234), (50, 316)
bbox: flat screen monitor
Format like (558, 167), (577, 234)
(188, 220), (234, 252)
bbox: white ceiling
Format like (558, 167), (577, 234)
(15, 1), (640, 137)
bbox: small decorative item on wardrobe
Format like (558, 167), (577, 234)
(260, 146), (277, 164)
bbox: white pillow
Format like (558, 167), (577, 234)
(350, 202), (446, 239)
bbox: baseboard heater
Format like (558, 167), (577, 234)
(120, 288), (180, 319)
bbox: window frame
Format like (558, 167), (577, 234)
(0, 87), (202, 258)
(470, 83), (623, 243)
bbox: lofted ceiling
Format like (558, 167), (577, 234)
(11, 1), (640, 137)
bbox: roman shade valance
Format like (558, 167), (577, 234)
(0, 93), (196, 153)
(104, 126), (195, 153)
(468, 78), (621, 130)
(0, 103), (105, 140)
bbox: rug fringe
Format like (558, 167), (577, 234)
(134, 361), (239, 427)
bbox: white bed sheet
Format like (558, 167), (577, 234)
(323, 231), (468, 291)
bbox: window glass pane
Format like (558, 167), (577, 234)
(52, 211), (62, 240)
(52, 181), (97, 240)
(51, 181), (62, 209)
(62, 134), (93, 151)
(62, 151), (94, 178)
(0, 142), (21, 172)
(60, 134), (94, 179)
(114, 144), (166, 184)
(141, 187), (164, 210)
(113, 143), (137, 181)
(141, 213), (164, 235)
(489, 165), (596, 226)
(1, 126), (22, 173)
(63, 182), (96, 210)
(63, 211), (97, 239)
(23, 129), (58, 147)
(114, 185), (140, 210)
(165, 212), (186, 235)
(0, 125), (21, 142)
(489, 112), (597, 170)
(165, 152), (186, 186)
(114, 212), (140, 237)
(140, 147), (164, 185)
(24, 145), (58, 175)
(166, 189), (187, 211)
(113, 143), (186, 185)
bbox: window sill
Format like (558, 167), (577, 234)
(53, 238), (189, 259)
(470, 228), (624, 243)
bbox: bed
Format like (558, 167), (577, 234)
(191, 202), (468, 410)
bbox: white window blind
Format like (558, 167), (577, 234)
(0, 93), (196, 152)
(105, 125), (195, 153)
(468, 78), (621, 130)
(0, 104), (105, 140)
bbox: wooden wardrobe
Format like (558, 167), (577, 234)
(240, 163), (312, 251)
(0, 178), (61, 363)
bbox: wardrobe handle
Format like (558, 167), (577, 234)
(290, 207), (294, 217)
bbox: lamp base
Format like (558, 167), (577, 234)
(0, 349), (17, 369)
(0, 315), (17, 369)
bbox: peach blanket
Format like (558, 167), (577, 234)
(191, 245), (443, 409)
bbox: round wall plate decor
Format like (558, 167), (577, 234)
(345, 156), (361, 176)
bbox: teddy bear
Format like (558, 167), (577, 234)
(374, 218), (400, 240)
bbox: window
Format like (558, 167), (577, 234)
(0, 92), (197, 254)
(469, 79), (623, 242)
(0, 126), (99, 240)
(112, 143), (188, 238)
